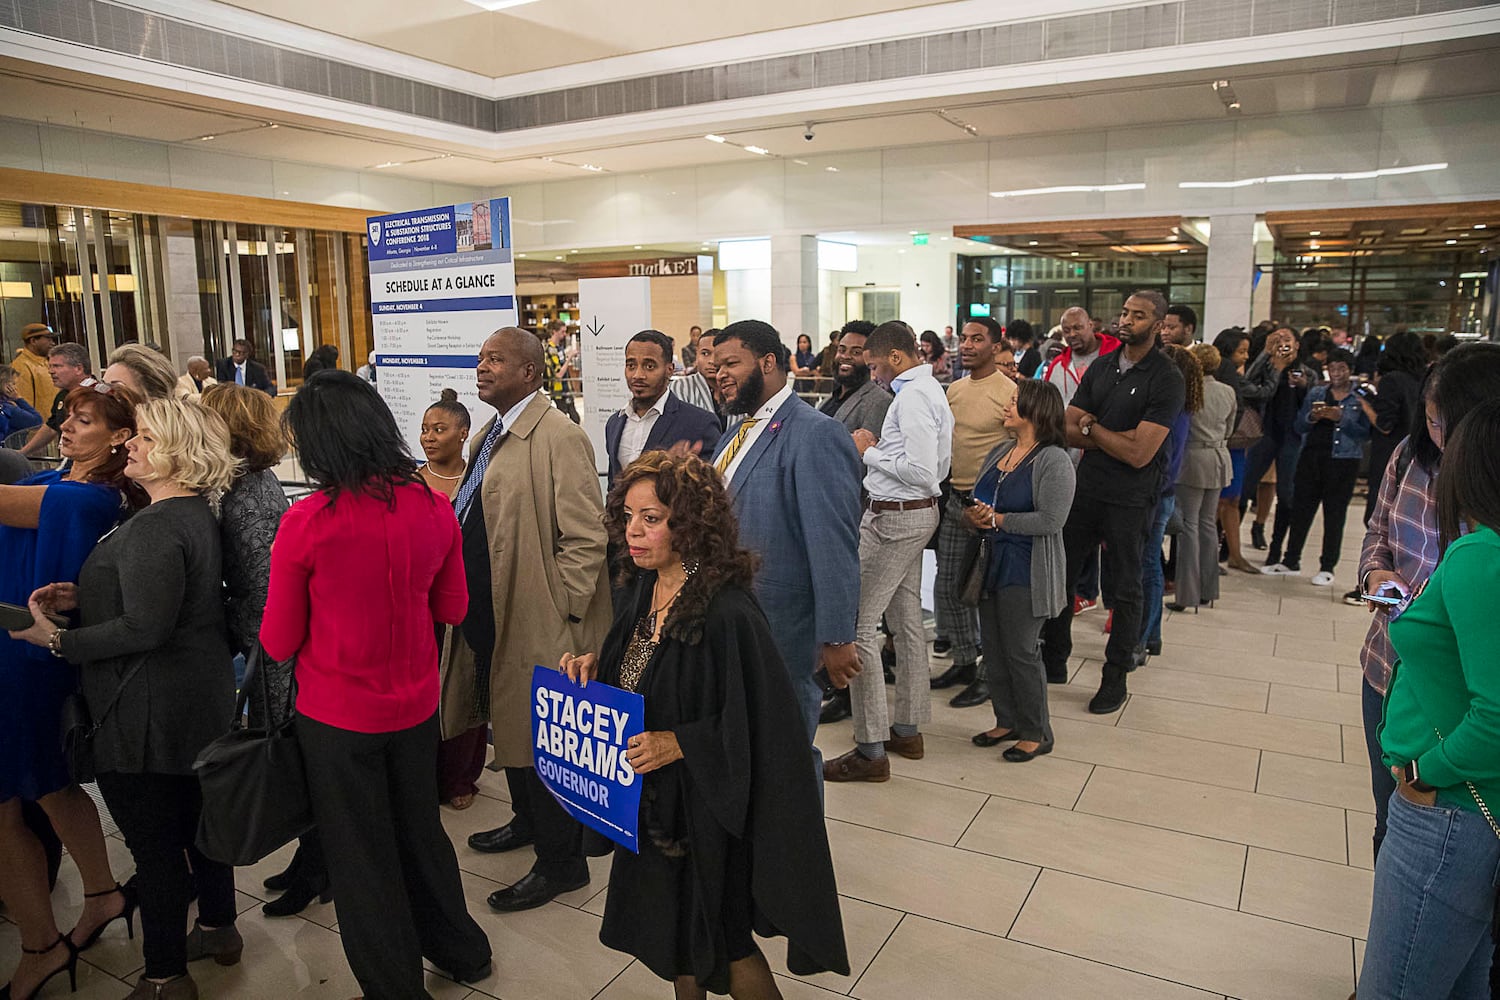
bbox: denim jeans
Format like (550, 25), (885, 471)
(1361, 677), (1397, 861)
(1139, 495), (1175, 648)
(1359, 788), (1500, 998)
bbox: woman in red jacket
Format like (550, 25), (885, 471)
(260, 371), (490, 1000)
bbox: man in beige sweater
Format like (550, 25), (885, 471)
(931, 317), (1015, 708)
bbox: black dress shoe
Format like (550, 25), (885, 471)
(486, 871), (589, 912)
(971, 729), (1019, 747)
(819, 688), (851, 724)
(1045, 665), (1069, 684)
(932, 637), (951, 656)
(949, 678), (989, 708)
(1146, 640), (1161, 656)
(930, 660), (976, 690)
(1002, 740), (1054, 763)
(261, 877), (332, 918)
(445, 959), (493, 984)
(468, 824), (535, 854)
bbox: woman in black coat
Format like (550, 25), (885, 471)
(1357, 331), (1426, 527)
(561, 451), (848, 999)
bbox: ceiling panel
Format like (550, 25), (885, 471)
(0, 72), (246, 142)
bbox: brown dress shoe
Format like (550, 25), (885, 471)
(882, 729), (925, 760)
(823, 748), (890, 782)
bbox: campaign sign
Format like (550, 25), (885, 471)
(531, 666), (644, 852)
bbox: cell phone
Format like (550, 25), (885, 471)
(960, 493), (978, 508)
(1362, 591), (1403, 607)
(0, 601), (62, 631)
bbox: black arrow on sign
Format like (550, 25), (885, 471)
(586, 315), (604, 338)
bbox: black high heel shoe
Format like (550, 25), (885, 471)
(262, 844), (304, 892)
(1, 934), (78, 1000)
(69, 883), (137, 952)
(262, 875), (333, 918)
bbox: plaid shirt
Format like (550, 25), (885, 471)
(1358, 438), (1440, 693)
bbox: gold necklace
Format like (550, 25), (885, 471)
(423, 462), (465, 481)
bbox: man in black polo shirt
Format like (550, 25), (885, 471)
(1040, 290), (1185, 715)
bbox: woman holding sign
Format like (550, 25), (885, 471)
(561, 451), (848, 999)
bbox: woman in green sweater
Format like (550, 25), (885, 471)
(1360, 397), (1500, 998)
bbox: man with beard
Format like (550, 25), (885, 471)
(1039, 291), (1185, 714)
(819, 320), (891, 436)
(1160, 304), (1198, 348)
(711, 321), (862, 773)
(931, 317), (1016, 708)
(604, 329), (719, 489)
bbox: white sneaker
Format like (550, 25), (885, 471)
(1261, 563), (1302, 576)
(1311, 571), (1335, 587)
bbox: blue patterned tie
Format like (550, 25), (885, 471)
(453, 419), (503, 523)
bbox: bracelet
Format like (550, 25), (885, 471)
(990, 513), (998, 529)
(46, 628), (65, 658)
(825, 640), (854, 648)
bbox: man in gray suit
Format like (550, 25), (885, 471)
(711, 320), (863, 772)
(819, 320), (892, 437)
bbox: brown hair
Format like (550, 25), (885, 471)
(604, 452), (758, 623)
(1013, 378), (1067, 448)
(1161, 343), (1204, 414)
(106, 344), (177, 401)
(201, 382), (288, 473)
(1190, 343), (1222, 375)
(64, 382), (145, 506)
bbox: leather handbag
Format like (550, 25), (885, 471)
(1227, 406), (1264, 450)
(60, 658), (147, 785)
(957, 534), (990, 608)
(194, 644), (313, 866)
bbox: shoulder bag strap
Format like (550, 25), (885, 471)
(89, 655), (149, 732)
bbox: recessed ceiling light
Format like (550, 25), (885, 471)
(990, 183), (1144, 198)
(633, 245), (642, 250)
(578, 163), (604, 172)
(1309, 231), (1321, 236)
(792, 159), (808, 166)
(1028, 240), (1038, 246)
(1179, 248), (1188, 253)
(825, 166), (838, 173)
(459, 0), (542, 9)
(744, 145), (769, 156)
(569, 249), (579, 254)
(1475, 224), (1488, 230)
(1446, 239), (1458, 245)
(517, 253), (526, 258)
(1310, 241), (1319, 249)
(908, 231), (919, 235)
(198, 135), (216, 141)
(1070, 251), (1079, 256)
(372, 161), (401, 169)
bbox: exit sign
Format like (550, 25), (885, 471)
(912, 233), (930, 246)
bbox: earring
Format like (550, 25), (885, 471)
(682, 559), (699, 579)
(111, 445), (119, 454)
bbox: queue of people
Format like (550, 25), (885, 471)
(1, 313), (1496, 1000)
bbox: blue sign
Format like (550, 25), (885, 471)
(367, 199), (511, 263)
(531, 666), (644, 852)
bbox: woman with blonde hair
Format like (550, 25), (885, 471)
(12, 397), (243, 1000)
(104, 344), (178, 402)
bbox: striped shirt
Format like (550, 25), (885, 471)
(1357, 438), (1440, 694)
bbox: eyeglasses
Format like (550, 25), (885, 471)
(998, 360), (1020, 371)
(77, 377), (115, 395)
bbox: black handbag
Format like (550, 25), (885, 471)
(194, 644), (313, 866)
(957, 534), (990, 608)
(60, 658), (147, 785)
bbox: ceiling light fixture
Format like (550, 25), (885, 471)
(197, 134), (216, 141)
(704, 134), (727, 143)
(1180, 162), (1448, 189)
(1309, 230), (1321, 236)
(935, 109), (980, 137)
(744, 145), (769, 156)
(990, 183), (1145, 198)
(459, 0), (543, 10)
(372, 161), (402, 169)
(1212, 79), (1242, 115)
(633, 245), (642, 249)
(825, 166), (838, 172)
(578, 163), (604, 172)
(1446, 239), (1458, 245)
(1476, 224), (1488, 230)
(1029, 240), (1039, 246)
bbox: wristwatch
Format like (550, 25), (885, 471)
(1081, 421), (1092, 437)
(1402, 759), (1436, 794)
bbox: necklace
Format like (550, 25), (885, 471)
(998, 441), (1036, 472)
(423, 462), (465, 481)
(639, 577), (686, 640)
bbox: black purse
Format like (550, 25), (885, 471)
(193, 644), (313, 866)
(60, 658), (147, 785)
(957, 534), (990, 608)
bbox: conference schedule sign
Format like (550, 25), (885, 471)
(531, 666), (644, 853)
(368, 199), (512, 452)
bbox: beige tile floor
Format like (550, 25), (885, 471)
(3, 515), (1379, 999)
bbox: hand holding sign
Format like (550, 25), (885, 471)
(532, 666), (644, 851)
(625, 732), (683, 774)
(559, 651), (598, 687)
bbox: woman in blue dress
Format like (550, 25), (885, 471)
(0, 380), (141, 1000)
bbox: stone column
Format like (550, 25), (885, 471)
(1203, 213), (1257, 337)
(770, 234), (817, 351)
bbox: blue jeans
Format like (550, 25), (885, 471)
(1359, 788), (1500, 998)
(1362, 677), (1397, 861)
(1139, 495), (1175, 648)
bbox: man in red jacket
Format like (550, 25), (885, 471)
(1043, 307), (1119, 408)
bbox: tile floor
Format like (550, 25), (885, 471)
(2, 516), (1379, 999)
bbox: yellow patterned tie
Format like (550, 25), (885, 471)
(714, 418), (761, 475)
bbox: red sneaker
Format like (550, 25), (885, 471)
(1103, 609), (1113, 634)
(1072, 596), (1098, 615)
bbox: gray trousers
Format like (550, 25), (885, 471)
(851, 505), (939, 745)
(1175, 484), (1222, 607)
(933, 494), (981, 664)
(976, 585), (1052, 743)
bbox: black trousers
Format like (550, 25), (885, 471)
(1283, 448), (1360, 573)
(94, 771), (237, 980)
(1041, 492), (1153, 681)
(298, 713), (490, 1000)
(503, 766), (587, 883)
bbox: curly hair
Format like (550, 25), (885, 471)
(603, 451), (758, 640)
(1161, 343), (1204, 414)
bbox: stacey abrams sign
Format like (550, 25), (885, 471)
(531, 666), (644, 852)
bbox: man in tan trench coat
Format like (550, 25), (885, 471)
(440, 327), (611, 912)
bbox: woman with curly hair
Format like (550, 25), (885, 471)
(561, 451), (848, 999)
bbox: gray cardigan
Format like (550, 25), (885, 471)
(829, 379), (893, 437)
(972, 441), (1076, 618)
(62, 496), (236, 775)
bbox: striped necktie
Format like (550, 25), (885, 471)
(714, 417), (760, 475)
(453, 419), (503, 523)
